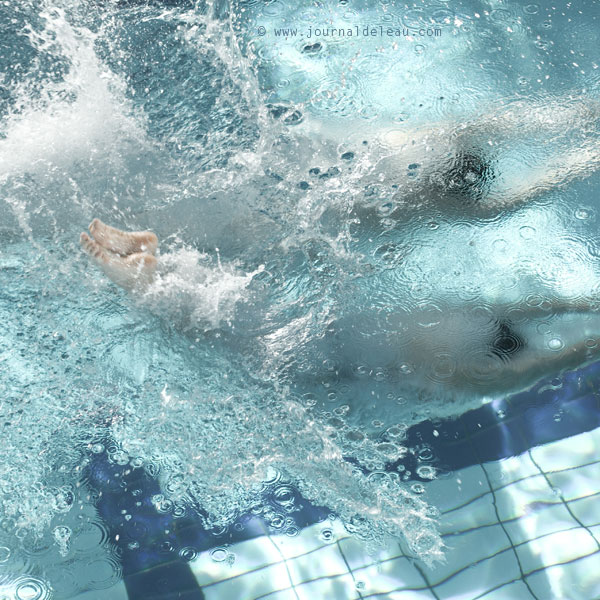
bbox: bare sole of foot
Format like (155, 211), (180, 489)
(89, 218), (158, 256)
(80, 231), (157, 291)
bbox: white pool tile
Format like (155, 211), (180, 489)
(350, 558), (428, 596)
(432, 547), (521, 600)
(516, 527), (599, 573)
(476, 579), (534, 599)
(427, 524), (511, 587)
(202, 561), (293, 600)
(502, 501), (577, 546)
(588, 524), (600, 544)
(269, 520), (346, 560)
(492, 473), (557, 523)
(546, 461), (600, 502)
(368, 591), (436, 600)
(374, 554), (431, 589)
(293, 572), (361, 600)
(285, 542), (349, 584)
(439, 491), (498, 536)
(529, 429), (599, 473)
(482, 453), (539, 490)
(426, 465), (489, 513)
(191, 535), (285, 586)
(565, 493), (600, 527)
(526, 550), (600, 600)
(336, 535), (405, 572)
(258, 588), (302, 600)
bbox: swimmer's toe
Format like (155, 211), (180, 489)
(89, 218), (158, 256)
(80, 231), (110, 265)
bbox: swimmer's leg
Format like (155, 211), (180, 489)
(80, 232), (156, 291)
(500, 338), (600, 386)
(89, 218), (158, 256)
(486, 298), (600, 390)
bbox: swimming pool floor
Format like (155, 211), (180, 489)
(61, 425), (600, 600)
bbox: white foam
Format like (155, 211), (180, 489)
(0, 6), (145, 180)
(141, 247), (264, 331)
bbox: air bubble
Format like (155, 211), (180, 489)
(333, 405), (350, 417)
(273, 485), (296, 509)
(548, 338), (564, 351)
(210, 547), (229, 562)
(270, 514), (285, 529)
(387, 424), (408, 440)
(416, 466), (437, 480)
(412, 531), (440, 554)
(53, 525), (71, 557)
(320, 528), (334, 542)
(15, 579), (48, 600)
(109, 450), (129, 465)
(417, 446), (434, 461)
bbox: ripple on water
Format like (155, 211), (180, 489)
(86, 556), (122, 590)
(70, 520), (109, 555)
(13, 578), (50, 600)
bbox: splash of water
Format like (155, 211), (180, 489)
(1, 0), (600, 574)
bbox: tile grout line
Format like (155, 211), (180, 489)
(479, 462), (541, 600)
(528, 449), (600, 552)
(336, 539), (365, 599)
(267, 534), (302, 600)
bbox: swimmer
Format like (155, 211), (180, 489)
(79, 97), (600, 292)
(81, 217), (600, 408)
(310, 95), (600, 217)
(80, 96), (600, 406)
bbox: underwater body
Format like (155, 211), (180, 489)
(1, 0), (600, 598)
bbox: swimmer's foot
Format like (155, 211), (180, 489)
(80, 232), (156, 291)
(88, 218), (158, 256)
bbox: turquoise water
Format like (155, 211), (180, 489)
(1, 0), (600, 598)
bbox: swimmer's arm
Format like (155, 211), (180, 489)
(467, 96), (600, 137)
(485, 139), (600, 209)
(497, 295), (600, 319)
